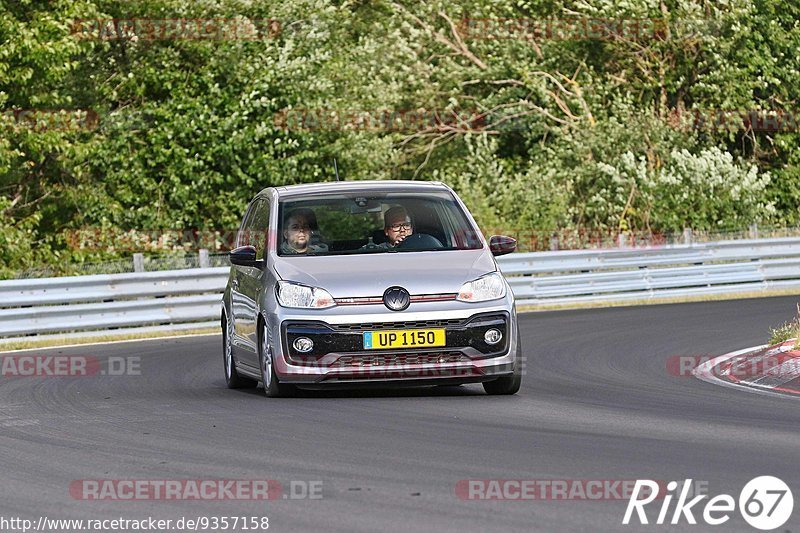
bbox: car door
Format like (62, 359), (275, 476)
(231, 199), (259, 368)
(233, 197), (271, 369)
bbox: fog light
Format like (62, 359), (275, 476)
(293, 337), (314, 353)
(484, 329), (502, 345)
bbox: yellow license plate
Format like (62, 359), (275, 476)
(363, 328), (446, 350)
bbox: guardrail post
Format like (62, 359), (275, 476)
(133, 253), (144, 272)
(683, 228), (693, 245)
(749, 223), (759, 239)
(550, 232), (559, 251)
(199, 249), (210, 268)
(618, 233), (628, 248)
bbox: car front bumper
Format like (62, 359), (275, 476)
(268, 299), (519, 386)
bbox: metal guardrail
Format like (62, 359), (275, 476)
(497, 237), (800, 305)
(2, 237), (800, 341)
(0, 268), (228, 307)
(0, 268), (229, 340)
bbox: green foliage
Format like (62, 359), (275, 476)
(0, 196), (40, 278)
(596, 147), (773, 231)
(1, 0), (800, 275)
(768, 304), (800, 346)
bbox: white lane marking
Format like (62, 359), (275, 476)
(0, 419), (40, 427)
(744, 357), (800, 388)
(693, 344), (800, 400)
(0, 332), (220, 354)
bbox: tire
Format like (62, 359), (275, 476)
(223, 314), (257, 389)
(483, 331), (522, 395)
(259, 323), (296, 398)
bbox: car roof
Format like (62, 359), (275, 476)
(267, 180), (449, 199)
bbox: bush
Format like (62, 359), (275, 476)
(768, 304), (800, 346)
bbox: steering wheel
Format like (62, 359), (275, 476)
(396, 232), (443, 250)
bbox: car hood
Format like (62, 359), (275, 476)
(272, 249), (497, 297)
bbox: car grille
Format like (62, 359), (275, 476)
(329, 318), (466, 331)
(332, 351), (468, 367)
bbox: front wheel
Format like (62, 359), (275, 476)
(260, 324), (296, 398)
(483, 331), (522, 395)
(223, 314), (257, 389)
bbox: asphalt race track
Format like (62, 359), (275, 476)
(1, 296), (799, 532)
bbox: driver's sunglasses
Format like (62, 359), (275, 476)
(388, 222), (412, 232)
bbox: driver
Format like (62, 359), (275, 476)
(379, 206), (413, 249)
(281, 208), (328, 254)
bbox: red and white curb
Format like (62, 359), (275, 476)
(693, 340), (800, 399)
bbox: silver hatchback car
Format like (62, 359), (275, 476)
(221, 180), (522, 397)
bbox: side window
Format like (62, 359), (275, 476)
(236, 199), (259, 248)
(250, 199), (271, 259)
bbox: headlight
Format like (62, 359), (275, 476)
(456, 272), (506, 302)
(276, 281), (336, 309)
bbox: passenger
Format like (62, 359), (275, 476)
(281, 208), (328, 254)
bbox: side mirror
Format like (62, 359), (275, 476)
(489, 235), (516, 256)
(229, 245), (262, 268)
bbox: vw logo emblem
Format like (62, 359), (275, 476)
(383, 286), (410, 311)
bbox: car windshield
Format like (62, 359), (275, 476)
(276, 190), (483, 256)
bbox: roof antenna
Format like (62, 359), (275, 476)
(333, 158), (341, 181)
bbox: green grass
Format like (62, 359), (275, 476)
(767, 303), (800, 347)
